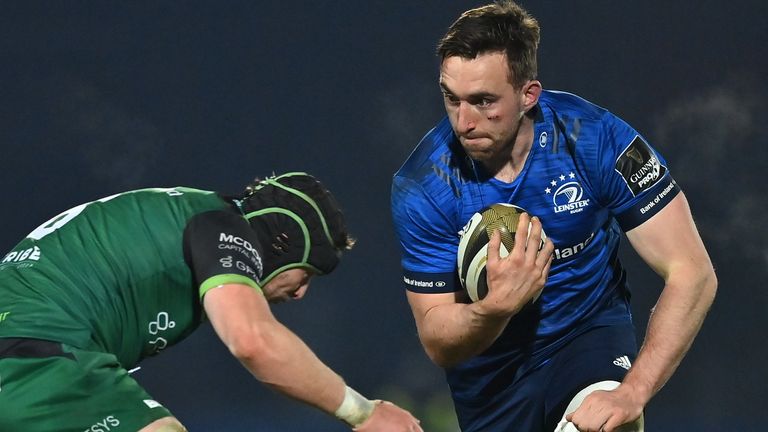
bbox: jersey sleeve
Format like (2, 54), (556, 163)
(593, 112), (681, 231)
(391, 175), (461, 293)
(183, 210), (266, 299)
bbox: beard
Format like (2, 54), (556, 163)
(462, 145), (494, 161)
(454, 110), (528, 166)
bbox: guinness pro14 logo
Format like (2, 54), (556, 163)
(616, 135), (666, 196)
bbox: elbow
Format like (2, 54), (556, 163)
(225, 328), (278, 376)
(432, 355), (459, 370)
(670, 260), (718, 311)
(422, 339), (462, 369)
(426, 349), (452, 369)
(681, 263), (718, 314)
(702, 266), (718, 308)
(227, 335), (261, 362)
(227, 332), (265, 362)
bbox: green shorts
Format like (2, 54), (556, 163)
(0, 338), (174, 431)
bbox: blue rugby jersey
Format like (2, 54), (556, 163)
(391, 90), (680, 426)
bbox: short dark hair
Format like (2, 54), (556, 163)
(437, 0), (540, 87)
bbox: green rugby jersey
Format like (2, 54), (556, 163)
(0, 187), (251, 367)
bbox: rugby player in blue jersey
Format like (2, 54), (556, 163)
(390, 2), (717, 431)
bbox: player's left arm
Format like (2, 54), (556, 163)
(567, 192), (717, 431)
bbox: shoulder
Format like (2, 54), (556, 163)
(392, 117), (471, 205)
(539, 90), (611, 122)
(101, 187), (225, 211)
(394, 117), (457, 179)
(185, 207), (245, 232)
(538, 90), (641, 159)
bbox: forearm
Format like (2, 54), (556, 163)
(205, 285), (350, 415)
(416, 300), (511, 368)
(622, 270), (717, 404)
(236, 320), (347, 414)
(203, 284), (384, 428)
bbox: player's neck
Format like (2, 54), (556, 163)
(485, 117), (535, 184)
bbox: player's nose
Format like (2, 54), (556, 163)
(456, 102), (478, 133)
(292, 283), (309, 300)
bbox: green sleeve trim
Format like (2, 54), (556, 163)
(199, 274), (263, 300)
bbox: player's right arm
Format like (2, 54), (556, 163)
(186, 210), (421, 431)
(204, 283), (345, 413)
(406, 214), (553, 368)
(204, 283), (422, 431)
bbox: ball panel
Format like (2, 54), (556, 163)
(457, 212), (486, 284)
(457, 203), (540, 303)
(464, 243), (488, 302)
(464, 242), (511, 302)
(476, 267), (488, 301)
(480, 203), (523, 253)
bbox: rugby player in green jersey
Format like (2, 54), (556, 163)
(0, 172), (422, 432)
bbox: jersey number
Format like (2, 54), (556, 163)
(27, 188), (185, 240)
(26, 193), (122, 240)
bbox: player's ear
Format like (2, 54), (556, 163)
(522, 80), (541, 112)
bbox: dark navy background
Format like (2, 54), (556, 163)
(2, 2), (766, 430)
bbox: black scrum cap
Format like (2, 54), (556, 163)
(238, 172), (349, 285)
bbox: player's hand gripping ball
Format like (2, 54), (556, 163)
(457, 203), (547, 302)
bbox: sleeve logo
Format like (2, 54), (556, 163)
(218, 232), (263, 278)
(615, 135), (667, 196)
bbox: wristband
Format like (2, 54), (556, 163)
(334, 386), (376, 427)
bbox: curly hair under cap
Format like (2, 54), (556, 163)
(239, 172), (353, 285)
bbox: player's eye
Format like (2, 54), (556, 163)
(474, 98), (494, 108)
(443, 92), (460, 106)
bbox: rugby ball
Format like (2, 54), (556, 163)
(457, 203), (546, 302)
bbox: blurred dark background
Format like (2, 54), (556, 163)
(1, 1), (766, 430)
